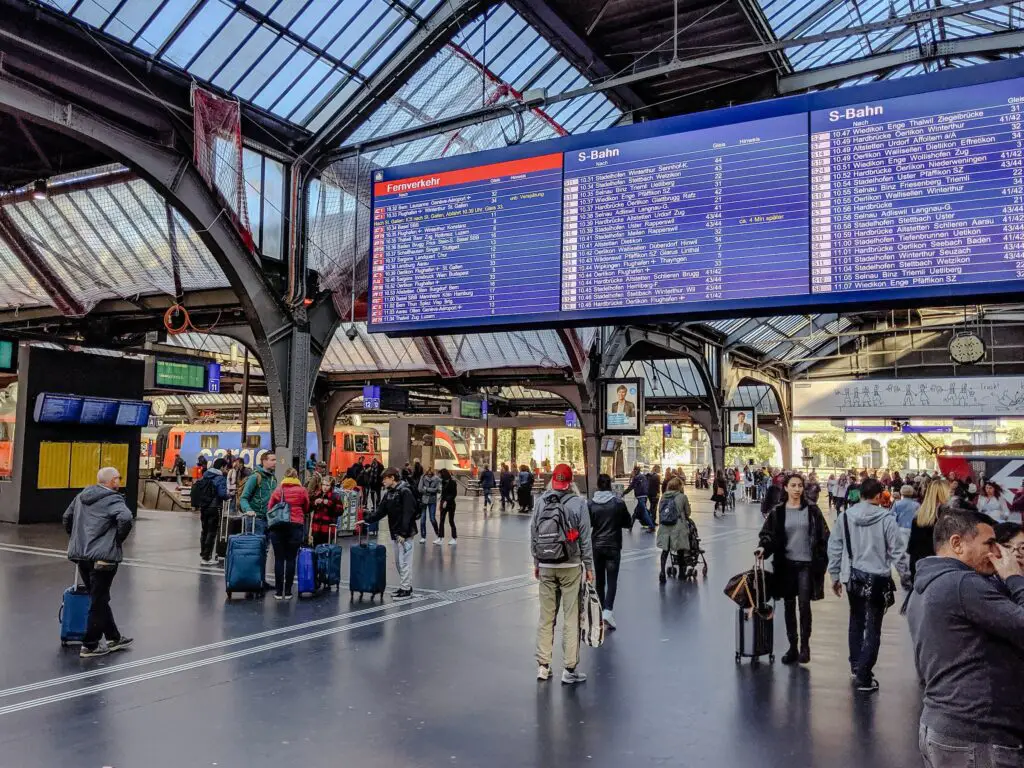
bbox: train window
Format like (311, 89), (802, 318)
(200, 435), (219, 450)
(435, 445), (456, 460)
(372, 435), (380, 452)
(0, 422), (9, 441)
(343, 434), (353, 452)
(244, 435), (261, 449)
(353, 433), (370, 453)
(173, 434), (182, 450)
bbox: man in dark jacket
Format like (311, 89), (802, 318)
(479, 465), (496, 510)
(193, 457), (229, 564)
(63, 467), (134, 659)
(760, 472), (786, 517)
(346, 456), (365, 482)
(499, 464), (514, 510)
(368, 468), (418, 598)
(588, 474), (631, 629)
(624, 468), (653, 532)
(908, 509), (1024, 765)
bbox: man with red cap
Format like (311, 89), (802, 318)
(531, 463), (594, 685)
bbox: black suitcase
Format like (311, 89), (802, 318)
(734, 559), (774, 665)
(216, 500), (242, 561)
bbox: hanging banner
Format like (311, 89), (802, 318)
(793, 377), (1024, 418)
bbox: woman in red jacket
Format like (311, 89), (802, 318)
(267, 468), (310, 600)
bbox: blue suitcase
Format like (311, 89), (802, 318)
(296, 546), (316, 596)
(315, 525), (342, 590)
(225, 517), (267, 598)
(59, 568), (90, 647)
(349, 525), (386, 601)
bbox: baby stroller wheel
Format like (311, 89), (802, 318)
(702, 564), (709, 577)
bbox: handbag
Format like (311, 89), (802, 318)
(724, 559), (775, 618)
(267, 500), (292, 529)
(843, 514), (896, 610)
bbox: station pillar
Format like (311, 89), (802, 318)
(691, 409), (725, 474)
(760, 421), (793, 469)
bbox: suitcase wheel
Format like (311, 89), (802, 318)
(61, 641), (68, 648)
(226, 591), (232, 598)
(734, 653), (741, 664)
(769, 654), (775, 663)
(751, 656), (760, 666)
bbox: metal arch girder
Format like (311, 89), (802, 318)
(725, 362), (791, 428)
(556, 327), (589, 380)
(599, 326), (720, 418)
(414, 336), (458, 378)
(0, 206), (86, 316)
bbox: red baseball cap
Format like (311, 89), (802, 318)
(552, 463), (573, 491)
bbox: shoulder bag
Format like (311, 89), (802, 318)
(843, 513), (895, 610)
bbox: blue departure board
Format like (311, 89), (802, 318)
(115, 401), (151, 427)
(79, 398), (119, 425)
(33, 393), (83, 424)
(367, 62), (1024, 334)
(810, 79), (1024, 294)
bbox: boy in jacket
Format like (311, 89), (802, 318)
(64, 467), (134, 659)
(907, 509), (1024, 766)
(368, 469), (418, 598)
(828, 478), (908, 693)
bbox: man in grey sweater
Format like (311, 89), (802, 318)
(827, 477), (908, 693)
(531, 464), (594, 685)
(64, 467), (134, 659)
(908, 508), (1024, 767)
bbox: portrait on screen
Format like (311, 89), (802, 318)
(726, 408), (756, 447)
(604, 379), (643, 436)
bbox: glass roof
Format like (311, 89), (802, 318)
(617, 359), (706, 398)
(0, 166), (228, 313)
(39, 0), (444, 128)
(756, 0), (1021, 79)
(439, 329), (569, 373)
(320, 322), (434, 373)
(727, 384), (780, 414)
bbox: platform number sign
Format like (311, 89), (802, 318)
(207, 363), (221, 394)
(363, 385), (381, 410)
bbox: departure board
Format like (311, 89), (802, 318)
(810, 79), (1024, 294)
(367, 63), (1024, 334)
(561, 113), (808, 312)
(370, 155), (564, 326)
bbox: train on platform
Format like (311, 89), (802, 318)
(149, 424), (383, 478)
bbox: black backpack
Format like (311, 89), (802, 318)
(532, 494), (577, 564)
(658, 495), (680, 525)
(191, 476), (216, 510)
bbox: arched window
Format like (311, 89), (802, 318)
(860, 438), (882, 469)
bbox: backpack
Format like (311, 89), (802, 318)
(532, 495), (578, 564)
(579, 578), (605, 648)
(847, 486), (861, 504)
(658, 495), (680, 525)
(190, 476), (215, 510)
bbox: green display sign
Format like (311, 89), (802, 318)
(0, 341), (14, 372)
(154, 360), (206, 391)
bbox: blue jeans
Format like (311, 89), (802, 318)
(420, 498), (438, 538)
(920, 725), (1024, 767)
(632, 496), (652, 529)
(848, 589), (886, 683)
(483, 488), (492, 506)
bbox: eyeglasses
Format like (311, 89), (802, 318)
(1009, 544), (1024, 556)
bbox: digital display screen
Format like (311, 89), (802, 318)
(810, 78), (1024, 295)
(459, 399), (483, 419)
(33, 393), (83, 424)
(0, 340), (16, 373)
(363, 385), (380, 410)
(79, 398), (119, 425)
(368, 66), (1024, 334)
(154, 359), (207, 392)
(115, 401), (151, 427)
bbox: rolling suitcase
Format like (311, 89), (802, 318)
(225, 516), (267, 598)
(315, 525), (343, 590)
(216, 499), (241, 561)
(59, 567), (90, 647)
(349, 523), (386, 601)
(296, 546), (317, 597)
(735, 559), (774, 665)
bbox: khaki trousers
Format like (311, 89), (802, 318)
(536, 566), (582, 669)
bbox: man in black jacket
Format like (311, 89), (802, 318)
(588, 474), (631, 629)
(368, 468), (419, 598)
(908, 508), (1024, 766)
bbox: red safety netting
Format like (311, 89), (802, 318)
(192, 85), (255, 252)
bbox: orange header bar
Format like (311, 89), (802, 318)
(374, 153), (562, 198)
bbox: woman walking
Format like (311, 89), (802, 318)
(711, 470), (729, 517)
(266, 468), (310, 600)
(437, 468), (458, 545)
(908, 478), (950, 579)
(755, 473), (830, 664)
(976, 480), (1012, 522)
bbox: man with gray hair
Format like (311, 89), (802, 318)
(63, 467), (134, 659)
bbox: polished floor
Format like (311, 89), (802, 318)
(0, 491), (924, 767)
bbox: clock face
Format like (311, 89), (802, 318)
(949, 334), (985, 365)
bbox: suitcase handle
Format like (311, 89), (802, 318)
(355, 519), (369, 547)
(241, 515), (258, 535)
(328, 524), (337, 545)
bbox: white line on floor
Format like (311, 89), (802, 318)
(0, 601), (451, 718)
(0, 596), (432, 700)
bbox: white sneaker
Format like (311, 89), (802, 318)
(537, 665), (551, 681)
(561, 669), (587, 685)
(449, 539), (457, 546)
(434, 538), (443, 545)
(602, 609), (617, 630)
(419, 537), (426, 544)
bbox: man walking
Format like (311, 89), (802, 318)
(63, 467), (134, 659)
(827, 477), (908, 693)
(908, 509), (1024, 767)
(193, 457), (229, 565)
(532, 463), (594, 685)
(369, 468), (418, 598)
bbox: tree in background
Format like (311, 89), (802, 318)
(496, 430), (534, 469)
(725, 430), (776, 467)
(801, 429), (860, 469)
(638, 424), (688, 465)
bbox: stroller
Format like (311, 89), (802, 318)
(666, 518), (708, 580)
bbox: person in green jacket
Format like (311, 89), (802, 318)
(240, 452), (279, 537)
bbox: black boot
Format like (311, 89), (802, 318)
(781, 646), (799, 664)
(799, 643), (810, 664)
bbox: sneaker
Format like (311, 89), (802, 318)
(419, 537), (427, 544)
(799, 646), (810, 664)
(391, 588), (405, 598)
(80, 645), (110, 659)
(434, 538), (443, 545)
(274, 593), (286, 601)
(561, 668), (587, 685)
(602, 609), (617, 630)
(284, 593), (293, 599)
(659, 572), (667, 584)
(449, 539), (457, 546)
(856, 676), (879, 693)
(108, 636), (134, 652)
(393, 588), (413, 599)
(537, 665), (551, 681)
